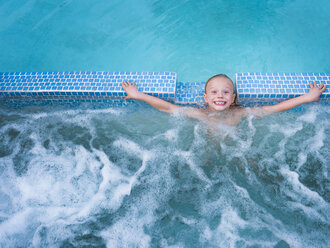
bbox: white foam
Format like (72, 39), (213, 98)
(174, 150), (211, 184)
(273, 122), (303, 137)
(208, 208), (247, 247)
(69, 149), (131, 219)
(296, 152), (307, 169)
(200, 201), (307, 248)
(113, 138), (146, 159)
(3, 135), (104, 219)
(1, 104), (329, 247)
(72, 144), (154, 221)
(198, 177), (310, 248)
(0, 208), (32, 238)
(99, 136), (177, 248)
(268, 122), (303, 161)
(27, 108), (123, 142)
(230, 180), (250, 199)
(0, 205), (79, 247)
(30, 112), (49, 119)
(83, 108), (123, 116)
(113, 138), (155, 185)
(30, 107), (122, 120)
(14, 143), (94, 208)
(297, 106), (317, 123)
(0, 108), (158, 244)
(160, 241), (185, 248)
(147, 128), (179, 144)
(99, 163), (163, 248)
(280, 168), (327, 214)
(101, 217), (151, 248)
(232, 114), (255, 154)
(163, 129), (179, 141)
(294, 126), (325, 171)
(32, 214), (77, 247)
(311, 127), (325, 151)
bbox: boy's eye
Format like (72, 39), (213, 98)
(211, 91), (217, 94)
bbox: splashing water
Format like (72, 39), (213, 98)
(0, 104), (329, 247)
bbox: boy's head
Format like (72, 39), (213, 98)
(203, 74), (236, 112)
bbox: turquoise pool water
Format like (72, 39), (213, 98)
(1, 0), (330, 81)
(1, 0), (330, 247)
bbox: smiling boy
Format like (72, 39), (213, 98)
(122, 74), (326, 126)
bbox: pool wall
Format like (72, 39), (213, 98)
(0, 71), (329, 108)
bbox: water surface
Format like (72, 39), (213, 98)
(0, 104), (329, 247)
(1, 0), (330, 81)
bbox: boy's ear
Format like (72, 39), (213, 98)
(203, 93), (207, 102)
(230, 94), (236, 105)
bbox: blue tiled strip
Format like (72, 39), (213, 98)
(236, 72), (329, 106)
(0, 71), (176, 107)
(174, 73), (329, 106)
(175, 81), (205, 104)
(0, 71), (329, 108)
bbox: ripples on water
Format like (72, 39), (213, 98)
(1, 0), (330, 81)
(0, 104), (329, 247)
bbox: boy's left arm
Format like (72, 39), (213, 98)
(255, 82), (326, 116)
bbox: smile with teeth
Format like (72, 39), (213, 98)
(214, 100), (226, 106)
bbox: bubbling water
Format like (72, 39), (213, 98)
(0, 104), (329, 247)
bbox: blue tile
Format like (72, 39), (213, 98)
(2, 71), (328, 107)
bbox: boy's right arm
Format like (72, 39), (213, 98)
(236, 82), (327, 118)
(122, 81), (180, 114)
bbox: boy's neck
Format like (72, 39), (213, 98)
(206, 107), (231, 115)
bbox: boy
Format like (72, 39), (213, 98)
(122, 74), (326, 126)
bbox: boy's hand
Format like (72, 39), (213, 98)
(305, 82), (327, 102)
(122, 81), (142, 100)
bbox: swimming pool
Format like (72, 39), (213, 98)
(1, 0), (330, 247)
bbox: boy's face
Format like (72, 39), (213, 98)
(203, 77), (236, 112)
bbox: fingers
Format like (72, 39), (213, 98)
(309, 82), (327, 91)
(122, 81), (137, 101)
(122, 81), (129, 87)
(309, 81), (318, 88)
(320, 83), (327, 92)
(313, 82), (327, 91)
(121, 81), (136, 87)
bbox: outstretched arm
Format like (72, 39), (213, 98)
(122, 81), (180, 114)
(122, 81), (207, 120)
(251, 82), (326, 116)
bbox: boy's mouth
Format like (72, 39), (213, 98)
(214, 101), (226, 106)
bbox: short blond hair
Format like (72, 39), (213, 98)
(205, 74), (235, 93)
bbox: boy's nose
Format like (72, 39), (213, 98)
(217, 92), (224, 97)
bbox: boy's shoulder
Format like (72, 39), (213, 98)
(179, 106), (207, 120)
(228, 105), (247, 115)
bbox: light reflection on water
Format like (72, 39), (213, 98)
(1, 0), (330, 81)
(0, 104), (329, 247)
